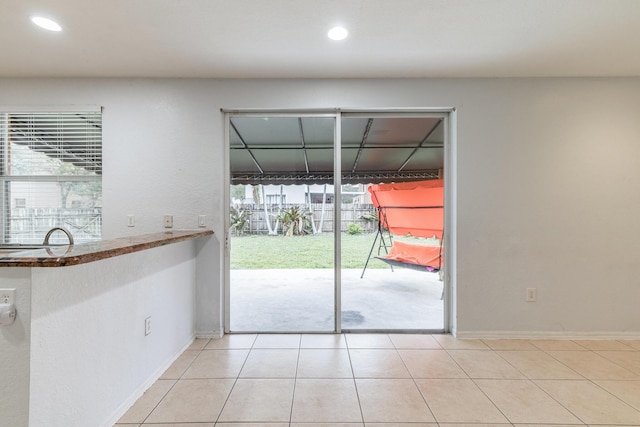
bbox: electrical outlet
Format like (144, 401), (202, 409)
(145, 316), (151, 336)
(0, 303), (17, 326)
(163, 215), (173, 228)
(0, 289), (15, 305)
(198, 215), (206, 227)
(526, 287), (537, 302)
(127, 214), (135, 227)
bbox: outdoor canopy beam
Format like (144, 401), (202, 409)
(229, 144), (444, 150)
(231, 170), (441, 185)
(350, 118), (373, 173)
(10, 128), (102, 174)
(230, 120), (264, 174)
(397, 118), (443, 172)
(297, 117), (310, 174)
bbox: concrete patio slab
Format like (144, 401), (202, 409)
(230, 268), (444, 332)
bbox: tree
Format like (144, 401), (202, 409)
(10, 144), (100, 208)
(251, 185), (261, 204)
(57, 162), (99, 208)
(306, 184), (318, 234)
(317, 184), (328, 233)
(230, 185), (246, 202)
(71, 181), (102, 208)
(260, 185), (280, 235)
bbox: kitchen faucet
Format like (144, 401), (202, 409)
(43, 227), (74, 246)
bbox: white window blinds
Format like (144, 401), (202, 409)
(0, 111), (102, 244)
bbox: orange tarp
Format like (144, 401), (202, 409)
(385, 241), (442, 269)
(368, 179), (444, 239)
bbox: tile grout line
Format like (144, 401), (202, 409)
(346, 333), (370, 425)
(592, 349), (640, 377)
(538, 346), (592, 380)
(442, 340), (540, 425)
(391, 334), (439, 424)
(212, 335), (255, 425)
(488, 344), (590, 425)
(126, 335), (640, 426)
(527, 378), (591, 425)
(443, 343), (535, 426)
(441, 345), (473, 379)
(287, 334), (303, 425)
(536, 358), (640, 419)
(540, 342), (640, 405)
(140, 337), (210, 425)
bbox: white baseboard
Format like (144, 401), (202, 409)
(196, 329), (223, 339)
(454, 330), (640, 340)
(101, 333), (196, 427)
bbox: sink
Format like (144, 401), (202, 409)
(0, 244), (72, 256)
(0, 243), (51, 251)
(2, 228), (74, 254)
(0, 244), (64, 250)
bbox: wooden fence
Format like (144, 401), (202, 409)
(233, 203), (377, 235)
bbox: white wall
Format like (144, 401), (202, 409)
(0, 268), (32, 426)
(2, 77), (640, 337)
(28, 240), (198, 427)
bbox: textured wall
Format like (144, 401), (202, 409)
(1, 77), (640, 338)
(0, 268), (32, 426)
(28, 241), (197, 427)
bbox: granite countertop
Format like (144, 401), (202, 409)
(0, 230), (213, 267)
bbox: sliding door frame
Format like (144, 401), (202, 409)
(223, 110), (341, 334)
(223, 107), (454, 334)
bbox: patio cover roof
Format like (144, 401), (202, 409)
(230, 116), (443, 185)
(7, 113), (102, 175)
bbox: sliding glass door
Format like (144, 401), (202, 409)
(340, 114), (445, 332)
(225, 110), (448, 333)
(226, 113), (339, 332)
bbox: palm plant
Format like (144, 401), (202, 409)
(276, 206), (312, 236)
(230, 206), (251, 236)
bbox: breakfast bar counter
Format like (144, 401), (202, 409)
(0, 230), (213, 267)
(0, 228), (215, 426)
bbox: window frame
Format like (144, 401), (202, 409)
(0, 107), (103, 244)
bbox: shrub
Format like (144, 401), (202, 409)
(230, 207), (251, 236)
(347, 223), (362, 235)
(276, 206), (312, 236)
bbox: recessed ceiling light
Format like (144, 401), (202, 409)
(31, 16), (62, 32)
(328, 26), (348, 41)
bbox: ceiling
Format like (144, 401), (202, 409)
(2, 0), (640, 79)
(230, 116), (443, 185)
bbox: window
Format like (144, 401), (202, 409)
(308, 193), (333, 204)
(0, 110), (102, 244)
(266, 194), (286, 205)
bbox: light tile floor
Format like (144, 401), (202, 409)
(115, 334), (640, 426)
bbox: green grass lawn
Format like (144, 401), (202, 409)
(230, 232), (393, 269)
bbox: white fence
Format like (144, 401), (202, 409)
(8, 207), (102, 243)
